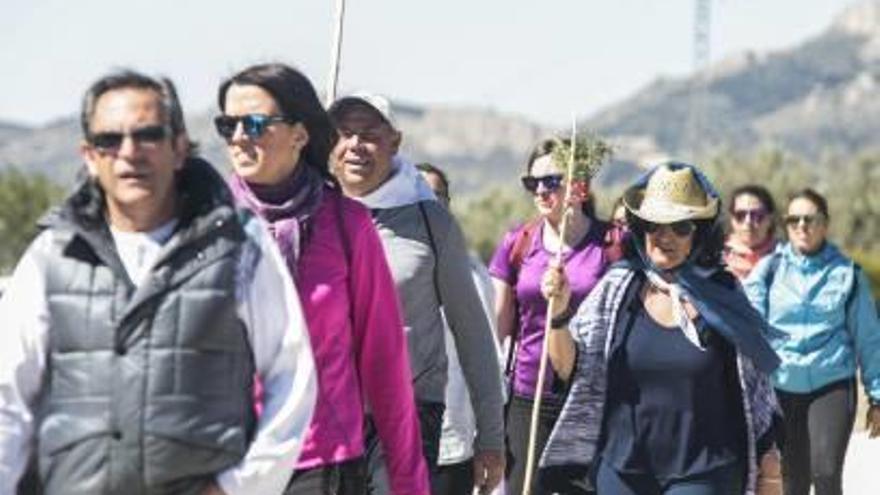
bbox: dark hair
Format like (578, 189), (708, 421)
(415, 162), (449, 192)
(728, 184), (777, 236)
(217, 63), (337, 185)
(787, 188), (829, 220)
(80, 69), (197, 155)
(625, 213), (726, 269)
(524, 138), (595, 218)
(728, 184), (776, 215)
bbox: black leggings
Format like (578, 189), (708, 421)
(364, 401), (445, 495)
(433, 458), (474, 495)
(776, 378), (857, 495)
(505, 394), (565, 495)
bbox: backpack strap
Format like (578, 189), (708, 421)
(508, 218), (541, 274)
(417, 201), (443, 308)
(763, 251), (782, 290)
(503, 219), (541, 377)
(846, 263), (862, 315)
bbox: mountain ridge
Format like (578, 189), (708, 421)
(4, 1), (880, 190)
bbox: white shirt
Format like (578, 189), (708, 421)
(0, 218), (317, 495)
(438, 254), (504, 465)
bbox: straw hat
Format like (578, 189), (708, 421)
(623, 163), (719, 223)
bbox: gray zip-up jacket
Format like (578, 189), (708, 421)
(371, 200), (504, 452)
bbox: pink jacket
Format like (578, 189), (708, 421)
(294, 189), (428, 495)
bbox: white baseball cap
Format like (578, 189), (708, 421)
(328, 92), (397, 129)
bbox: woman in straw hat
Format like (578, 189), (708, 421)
(537, 162), (782, 495)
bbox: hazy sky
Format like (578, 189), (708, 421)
(1, 0), (854, 127)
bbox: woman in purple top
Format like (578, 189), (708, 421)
(489, 138), (610, 495)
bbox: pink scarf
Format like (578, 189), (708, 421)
(724, 235), (777, 279)
(228, 164), (325, 279)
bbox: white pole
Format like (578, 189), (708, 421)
(521, 116), (578, 495)
(326, 0), (347, 106)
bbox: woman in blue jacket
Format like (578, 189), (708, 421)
(744, 188), (880, 495)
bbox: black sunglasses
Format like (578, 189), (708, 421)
(88, 125), (169, 150)
(784, 214), (824, 228)
(732, 208), (769, 224)
(521, 174), (564, 193)
(214, 114), (297, 140)
(642, 219), (697, 237)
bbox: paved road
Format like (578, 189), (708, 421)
(844, 430), (879, 494)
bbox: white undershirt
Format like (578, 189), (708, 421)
(110, 219), (178, 285)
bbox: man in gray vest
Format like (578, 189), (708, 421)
(0, 70), (317, 495)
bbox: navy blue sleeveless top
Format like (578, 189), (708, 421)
(600, 277), (746, 482)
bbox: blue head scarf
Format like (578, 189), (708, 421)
(621, 162), (780, 373)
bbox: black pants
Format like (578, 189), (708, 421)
(364, 401), (445, 495)
(776, 378), (856, 495)
(505, 394), (566, 495)
(434, 458), (474, 495)
(286, 458), (367, 495)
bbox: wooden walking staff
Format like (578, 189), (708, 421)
(521, 116), (579, 495)
(325, 0), (347, 106)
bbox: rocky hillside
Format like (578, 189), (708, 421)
(4, 1), (880, 191)
(0, 104), (550, 193)
(589, 0), (880, 161)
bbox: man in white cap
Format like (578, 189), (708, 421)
(328, 94), (505, 495)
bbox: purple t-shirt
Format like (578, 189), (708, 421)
(489, 219), (609, 399)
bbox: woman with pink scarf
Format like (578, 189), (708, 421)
(215, 63), (428, 495)
(724, 185), (777, 279)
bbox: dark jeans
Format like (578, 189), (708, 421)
(505, 394), (565, 495)
(285, 458), (367, 495)
(434, 458), (474, 495)
(364, 401), (445, 495)
(776, 378), (856, 495)
(595, 460), (743, 495)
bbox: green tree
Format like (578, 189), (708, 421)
(0, 168), (64, 273)
(454, 185), (534, 262)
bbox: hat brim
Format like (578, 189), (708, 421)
(622, 186), (719, 224)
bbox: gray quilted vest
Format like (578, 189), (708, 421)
(34, 161), (257, 495)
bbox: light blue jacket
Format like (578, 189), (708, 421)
(744, 242), (880, 401)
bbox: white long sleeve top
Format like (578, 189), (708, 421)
(0, 218), (317, 495)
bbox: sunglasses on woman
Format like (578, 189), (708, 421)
(88, 125), (169, 151)
(784, 214), (824, 228)
(732, 208), (769, 224)
(521, 174), (564, 193)
(642, 219), (697, 237)
(214, 114), (298, 140)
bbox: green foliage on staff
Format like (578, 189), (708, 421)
(550, 133), (614, 181)
(0, 167), (64, 273)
